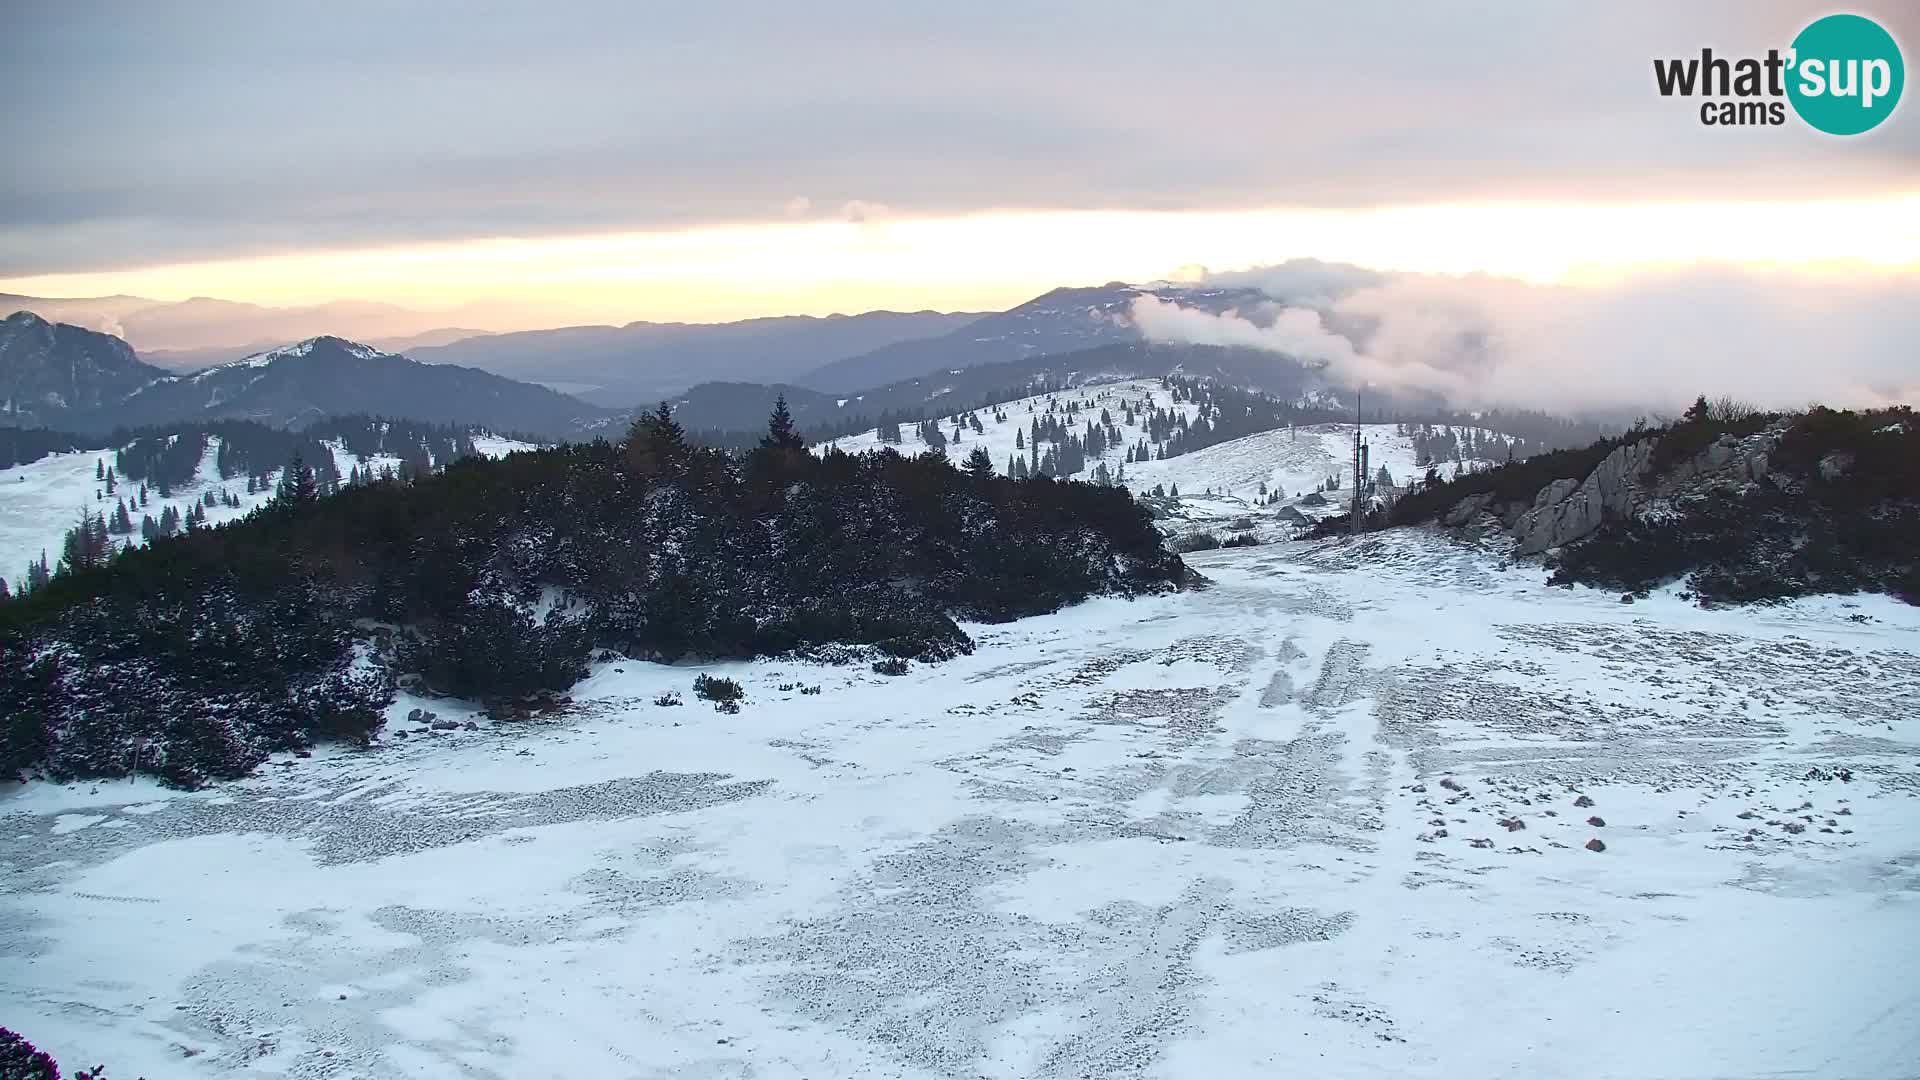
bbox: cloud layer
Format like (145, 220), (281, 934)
(4, 1), (1916, 273)
(1131, 261), (1920, 414)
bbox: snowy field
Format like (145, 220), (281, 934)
(0, 434), (538, 588)
(5, 531), (1918, 1078)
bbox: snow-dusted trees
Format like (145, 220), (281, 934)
(57, 510), (113, 575)
(275, 452), (320, 507)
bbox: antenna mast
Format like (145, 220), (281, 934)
(1351, 389), (1364, 536)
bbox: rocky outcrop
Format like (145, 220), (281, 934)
(1512, 438), (1659, 555)
(1660, 432), (1775, 491)
(1505, 428), (1779, 555)
(1442, 492), (1495, 526)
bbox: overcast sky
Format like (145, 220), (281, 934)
(3, 2), (1914, 273)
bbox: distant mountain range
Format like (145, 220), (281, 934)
(410, 309), (988, 406)
(0, 292), (498, 355)
(0, 312), (605, 437)
(790, 282), (1260, 392)
(2, 281), (1374, 442)
(656, 340), (1332, 440)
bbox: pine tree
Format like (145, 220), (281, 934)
(58, 509), (113, 575)
(26, 552), (51, 592)
(1169, 482), (1179, 498)
(141, 514), (158, 540)
(110, 498), (133, 534)
(0, 576), (8, 602)
(1015, 429), (1024, 450)
(139, 482), (149, 506)
(761, 395), (805, 451)
(627, 401), (690, 478)
(964, 446), (994, 480)
(275, 452), (320, 506)
(104, 467), (116, 494)
(95, 458), (104, 481)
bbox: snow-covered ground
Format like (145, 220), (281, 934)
(1, 434), (539, 588)
(6, 531), (1918, 1078)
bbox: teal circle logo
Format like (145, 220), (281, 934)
(1787, 14), (1904, 135)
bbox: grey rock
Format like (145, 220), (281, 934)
(430, 719), (460, 731)
(406, 708), (424, 723)
(1443, 492), (1495, 527)
(1513, 438), (1657, 555)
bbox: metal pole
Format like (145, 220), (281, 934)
(1351, 390), (1363, 535)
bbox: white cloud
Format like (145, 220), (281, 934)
(1131, 261), (1920, 414)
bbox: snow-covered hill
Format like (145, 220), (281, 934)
(818, 378), (1504, 536)
(0, 433), (538, 589)
(820, 377), (1199, 480)
(5, 531), (1916, 1077)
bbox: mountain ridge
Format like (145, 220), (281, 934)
(0, 316), (610, 438)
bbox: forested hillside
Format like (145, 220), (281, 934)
(0, 406), (1187, 788)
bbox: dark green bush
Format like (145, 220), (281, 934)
(692, 673), (744, 702)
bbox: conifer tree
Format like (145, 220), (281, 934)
(761, 395), (805, 451)
(58, 509), (113, 575)
(964, 446), (994, 480)
(276, 452), (320, 506)
(627, 401), (690, 478)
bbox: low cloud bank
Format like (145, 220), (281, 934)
(1132, 260), (1919, 415)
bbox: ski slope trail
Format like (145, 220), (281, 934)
(5, 532), (1918, 1079)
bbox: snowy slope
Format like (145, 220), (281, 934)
(5, 531), (1917, 1078)
(1, 434), (539, 588)
(0, 438), (276, 586)
(820, 376), (1201, 480)
(820, 380), (1501, 534)
(1122, 423), (1504, 528)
